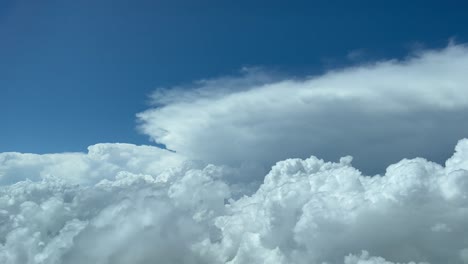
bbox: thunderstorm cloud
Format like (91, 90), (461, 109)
(1, 45), (468, 263)
(138, 44), (468, 175)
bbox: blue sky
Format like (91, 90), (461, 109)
(1, 0), (468, 153)
(3, 3), (468, 262)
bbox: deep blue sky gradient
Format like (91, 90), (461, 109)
(1, 0), (468, 153)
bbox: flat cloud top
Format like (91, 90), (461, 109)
(138, 44), (468, 174)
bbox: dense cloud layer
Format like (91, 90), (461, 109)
(138, 44), (468, 174)
(1, 139), (468, 263)
(2, 45), (468, 263)
(0, 143), (185, 185)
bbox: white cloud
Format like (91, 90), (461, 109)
(0, 139), (467, 263)
(0, 143), (185, 185)
(2, 44), (468, 263)
(344, 251), (428, 264)
(206, 139), (468, 263)
(138, 44), (468, 175)
(0, 162), (231, 264)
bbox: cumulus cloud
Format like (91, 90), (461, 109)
(0, 143), (185, 185)
(0, 162), (231, 264)
(2, 44), (468, 263)
(138, 44), (468, 174)
(208, 139), (468, 264)
(1, 139), (468, 263)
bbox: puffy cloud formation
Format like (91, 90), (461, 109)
(0, 143), (185, 185)
(2, 44), (468, 263)
(0, 139), (467, 263)
(138, 44), (468, 174)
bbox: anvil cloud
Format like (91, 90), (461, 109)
(1, 45), (468, 263)
(138, 44), (468, 174)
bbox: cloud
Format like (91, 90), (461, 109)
(138, 44), (468, 175)
(0, 143), (185, 185)
(344, 251), (428, 264)
(208, 139), (468, 263)
(0, 161), (231, 264)
(1, 139), (468, 263)
(2, 44), (468, 263)
(346, 49), (366, 61)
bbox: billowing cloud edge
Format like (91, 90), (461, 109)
(0, 138), (467, 263)
(2, 44), (468, 263)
